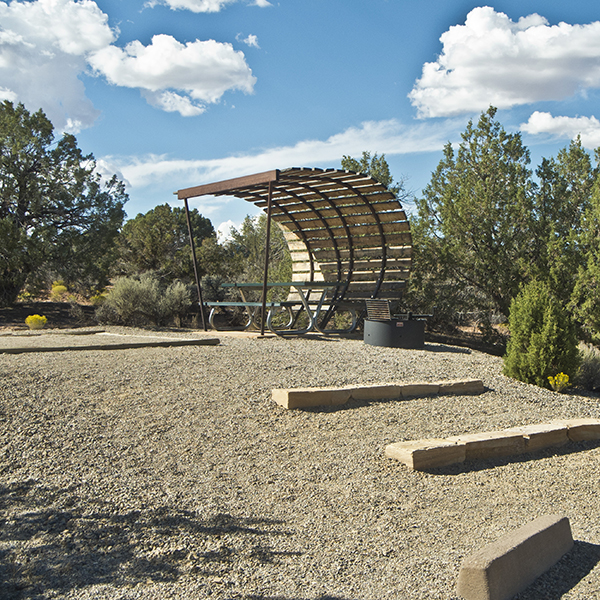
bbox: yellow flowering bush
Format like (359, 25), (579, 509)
(25, 314), (47, 330)
(548, 372), (570, 393)
(90, 292), (107, 306)
(50, 281), (68, 301)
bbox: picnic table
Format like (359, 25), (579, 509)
(205, 281), (354, 335)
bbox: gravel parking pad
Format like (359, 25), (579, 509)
(1, 329), (599, 599)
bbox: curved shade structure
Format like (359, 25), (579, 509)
(177, 167), (412, 303)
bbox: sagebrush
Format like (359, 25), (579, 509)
(96, 274), (191, 327)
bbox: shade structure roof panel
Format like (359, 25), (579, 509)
(177, 167), (412, 301)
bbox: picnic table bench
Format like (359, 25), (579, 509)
(177, 168), (412, 335)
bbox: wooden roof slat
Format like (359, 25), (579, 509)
(274, 200), (404, 218)
(283, 222), (410, 240)
(345, 281), (407, 293)
(318, 258), (412, 271)
(312, 246), (412, 261)
(318, 270), (410, 282)
(272, 207), (406, 225)
(275, 213), (410, 230)
(258, 191), (396, 209)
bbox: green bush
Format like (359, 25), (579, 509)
(201, 275), (228, 302)
(96, 274), (191, 327)
(503, 280), (580, 388)
(160, 280), (192, 327)
(105, 274), (160, 325)
(95, 301), (120, 325)
(575, 343), (600, 391)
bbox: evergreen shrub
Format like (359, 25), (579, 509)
(503, 280), (580, 388)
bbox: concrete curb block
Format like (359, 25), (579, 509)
(503, 422), (569, 452)
(456, 515), (574, 600)
(552, 418), (600, 441)
(447, 431), (526, 461)
(385, 439), (466, 470)
(0, 338), (221, 354)
(272, 387), (353, 409)
(272, 378), (484, 409)
(385, 419), (600, 470)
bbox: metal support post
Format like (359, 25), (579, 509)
(184, 198), (207, 331)
(260, 180), (275, 336)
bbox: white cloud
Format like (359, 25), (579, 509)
(216, 219), (240, 241)
(0, 0), (116, 131)
(88, 34), (256, 115)
(410, 6), (600, 118)
(100, 118), (459, 193)
(0, 0), (257, 127)
(106, 118), (455, 219)
(521, 111), (600, 148)
(147, 0), (269, 12)
(147, 0), (236, 12)
(145, 90), (207, 116)
(0, 87), (18, 102)
(0, 0), (115, 55)
(237, 33), (260, 48)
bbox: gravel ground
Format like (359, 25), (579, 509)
(1, 327), (599, 600)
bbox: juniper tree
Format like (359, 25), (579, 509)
(0, 101), (127, 304)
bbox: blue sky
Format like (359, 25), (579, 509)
(2, 0), (600, 237)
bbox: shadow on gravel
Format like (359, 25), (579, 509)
(514, 540), (600, 599)
(424, 439), (600, 475)
(0, 479), (297, 599)
(422, 343), (472, 354)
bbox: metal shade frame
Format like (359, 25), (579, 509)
(177, 167), (412, 335)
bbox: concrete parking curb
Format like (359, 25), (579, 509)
(456, 515), (574, 600)
(0, 337), (220, 354)
(385, 419), (600, 470)
(272, 378), (484, 409)
(384, 438), (466, 470)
